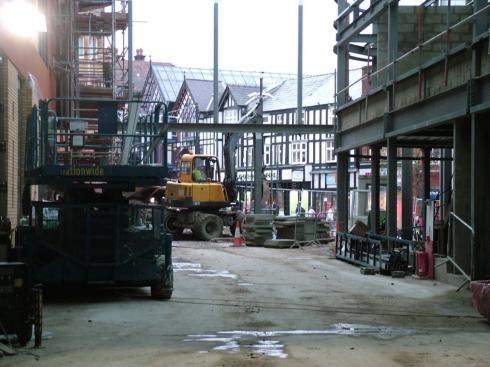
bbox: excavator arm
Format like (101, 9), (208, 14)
(222, 101), (261, 204)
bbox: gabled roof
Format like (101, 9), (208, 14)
(187, 79), (223, 112)
(149, 63), (295, 103)
(228, 85), (261, 106)
(174, 78), (225, 113)
(218, 84), (261, 110)
(262, 69), (363, 112)
(262, 74), (335, 111)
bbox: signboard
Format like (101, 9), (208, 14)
(61, 166), (105, 176)
(282, 169), (292, 180)
(237, 171), (253, 181)
(326, 173), (336, 187)
(70, 120), (87, 147)
(264, 170), (279, 181)
(292, 170), (304, 182)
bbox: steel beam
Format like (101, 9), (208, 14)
(336, 0), (388, 46)
(351, 34), (376, 44)
(160, 123), (334, 134)
(336, 84), (469, 152)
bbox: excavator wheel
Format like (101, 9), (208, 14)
(193, 214), (223, 241)
(164, 213), (183, 235)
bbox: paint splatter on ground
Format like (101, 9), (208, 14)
(174, 262), (238, 279)
(184, 324), (417, 359)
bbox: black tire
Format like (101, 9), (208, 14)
(164, 213), (183, 234)
(151, 282), (173, 300)
(193, 214), (223, 241)
(16, 322), (32, 347)
(151, 261), (173, 300)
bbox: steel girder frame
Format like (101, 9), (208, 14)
(335, 0), (490, 280)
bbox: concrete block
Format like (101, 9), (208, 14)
(360, 267), (376, 275)
(404, 14), (417, 23)
(425, 14), (443, 24)
(398, 23), (415, 33)
(391, 271), (406, 278)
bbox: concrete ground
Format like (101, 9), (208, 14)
(2, 240), (489, 367)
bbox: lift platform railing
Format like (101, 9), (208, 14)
(25, 98), (166, 174)
(20, 201), (171, 271)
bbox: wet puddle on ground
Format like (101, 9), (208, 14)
(174, 262), (238, 280)
(184, 324), (416, 359)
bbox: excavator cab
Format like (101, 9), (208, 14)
(165, 154), (228, 208)
(179, 154), (220, 183)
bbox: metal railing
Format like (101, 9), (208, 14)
(25, 98), (166, 173)
(336, 231), (414, 273)
(336, 232), (382, 269)
(436, 211), (474, 290)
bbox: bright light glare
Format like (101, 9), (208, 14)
(149, 197), (156, 204)
(1, 1), (47, 38)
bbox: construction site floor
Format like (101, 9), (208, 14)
(3, 240), (490, 367)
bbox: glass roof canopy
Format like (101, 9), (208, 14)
(151, 64), (297, 103)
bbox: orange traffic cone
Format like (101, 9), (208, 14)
(232, 220), (244, 247)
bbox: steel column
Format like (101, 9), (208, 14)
(253, 80), (264, 214)
(401, 148), (413, 240)
(297, 0), (303, 124)
(422, 147), (431, 240)
(128, 0), (133, 100)
(387, 1), (398, 83)
(386, 138), (397, 238)
(453, 119), (471, 274)
(370, 145), (380, 234)
(336, 151), (349, 232)
(336, 0), (349, 107)
(440, 148), (452, 223)
(213, 0), (219, 124)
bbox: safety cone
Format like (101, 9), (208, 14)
(232, 220), (244, 247)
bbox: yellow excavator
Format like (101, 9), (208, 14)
(163, 153), (240, 240)
(136, 98), (263, 240)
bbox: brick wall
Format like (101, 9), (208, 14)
(20, 79), (36, 209)
(375, 6), (473, 85)
(5, 60), (20, 228)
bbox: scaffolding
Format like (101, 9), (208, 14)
(54, 0), (129, 116)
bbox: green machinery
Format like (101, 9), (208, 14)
(14, 98), (173, 299)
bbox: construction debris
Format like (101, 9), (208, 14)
(243, 214), (274, 247)
(348, 221), (369, 237)
(391, 271), (406, 278)
(360, 267), (376, 275)
(264, 239), (296, 249)
(242, 214), (331, 247)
